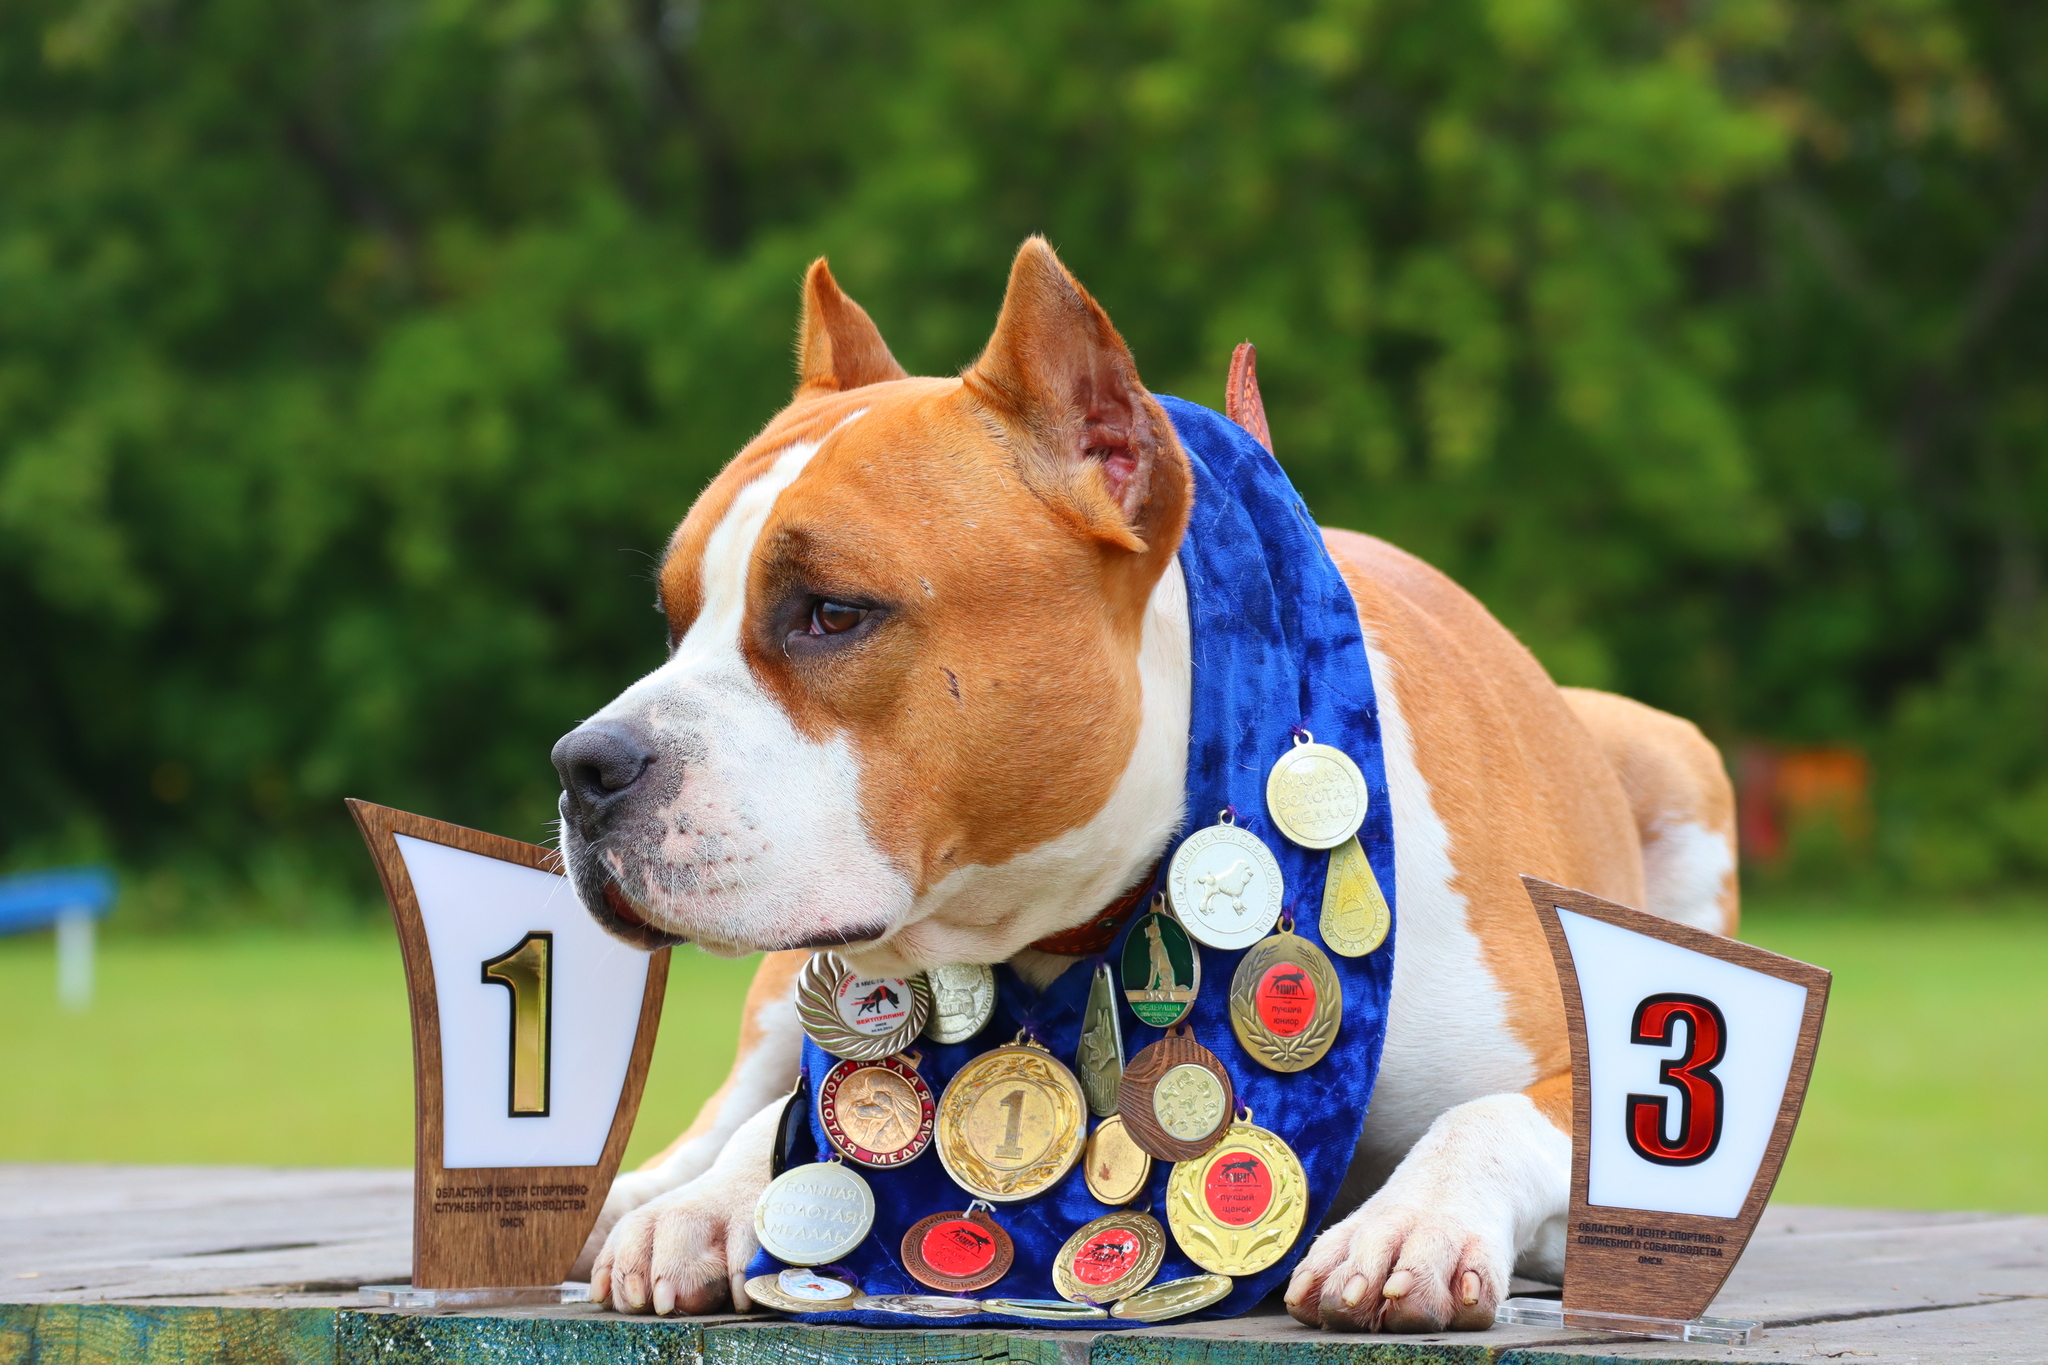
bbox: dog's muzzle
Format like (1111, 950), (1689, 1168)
(551, 720), (689, 950)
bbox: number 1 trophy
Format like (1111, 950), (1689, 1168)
(1498, 876), (1831, 1345)
(347, 800), (671, 1307)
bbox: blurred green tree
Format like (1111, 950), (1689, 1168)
(1, 0), (2041, 916)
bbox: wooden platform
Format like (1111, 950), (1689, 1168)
(2, 1164), (2041, 1363)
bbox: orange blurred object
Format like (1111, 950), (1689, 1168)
(1737, 744), (1871, 866)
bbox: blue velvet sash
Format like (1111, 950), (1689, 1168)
(747, 395), (1397, 1327)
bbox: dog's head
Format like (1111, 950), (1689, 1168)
(553, 240), (1192, 973)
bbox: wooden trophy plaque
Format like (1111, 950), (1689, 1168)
(1505, 876), (1829, 1344)
(348, 799), (670, 1304)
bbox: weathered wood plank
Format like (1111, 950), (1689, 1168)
(337, 1308), (702, 1364)
(0, 1302), (334, 1365)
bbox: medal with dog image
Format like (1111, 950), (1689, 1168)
(743, 1266), (861, 1313)
(1229, 917), (1342, 1072)
(1165, 1112), (1307, 1277)
(1320, 834), (1391, 958)
(1076, 961), (1125, 1116)
(1168, 809), (1283, 949)
(1120, 895), (1201, 1027)
(1053, 1210), (1166, 1304)
(936, 1036), (1088, 1202)
(795, 951), (932, 1061)
(921, 962), (997, 1044)
(1117, 1024), (1234, 1162)
(753, 1156), (876, 1266)
(900, 1202), (1014, 1292)
(1265, 729), (1370, 850)
(816, 1052), (935, 1167)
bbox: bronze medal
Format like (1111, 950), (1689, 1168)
(1108, 1272), (1234, 1322)
(795, 951), (932, 1060)
(935, 1038), (1088, 1202)
(1228, 922), (1342, 1072)
(1167, 811), (1285, 949)
(1082, 1114), (1152, 1206)
(900, 1203), (1014, 1292)
(1265, 731), (1369, 850)
(816, 1053), (935, 1167)
(1076, 961), (1125, 1116)
(1165, 1117), (1308, 1276)
(1120, 898), (1200, 1027)
(1117, 1025), (1234, 1161)
(1052, 1210), (1166, 1304)
(1320, 834), (1390, 957)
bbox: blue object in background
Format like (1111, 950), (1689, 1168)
(0, 866), (117, 1010)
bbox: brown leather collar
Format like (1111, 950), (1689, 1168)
(1026, 863), (1160, 957)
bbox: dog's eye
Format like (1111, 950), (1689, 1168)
(810, 601), (865, 635)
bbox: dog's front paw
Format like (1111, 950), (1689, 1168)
(590, 1168), (765, 1316)
(1284, 1193), (1509, 1332)
(572, 1169), (670, 1281)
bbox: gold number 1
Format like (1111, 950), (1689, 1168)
(481, 931), (553, 1117)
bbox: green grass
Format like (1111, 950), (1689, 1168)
(0, 903), (2041, 1212)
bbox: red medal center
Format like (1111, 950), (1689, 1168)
(1073, 1229), (1141, 1285)
(1203, 1150), (1273, 1226)
(921, 1219), (997, 1277)
(1256, 961), (1317, 1037)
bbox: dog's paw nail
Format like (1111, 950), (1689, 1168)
(653, 1278), (676, 1316)
(1340, 1274), (1369, 1307)
(1460, 1270), (1480, 1305)
(1383, 1269), (1413, 1300)
(591, 1268), (610, 1302)
(624, 1273), (649, 1310)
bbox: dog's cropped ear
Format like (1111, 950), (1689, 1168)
(796, 259), (908, 398)
(965, 237), (1175, 552)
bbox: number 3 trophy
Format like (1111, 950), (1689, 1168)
(1500, 877), (1831, 1345)
(347, 800), (671, 1307)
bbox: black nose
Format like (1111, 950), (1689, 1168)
(552, 723), (655, 813)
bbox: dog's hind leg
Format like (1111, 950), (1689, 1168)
(572, 949), (806, 1279)
(1560, 688), (1739, 936)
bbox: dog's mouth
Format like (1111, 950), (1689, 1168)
(585, 873), (690, 951)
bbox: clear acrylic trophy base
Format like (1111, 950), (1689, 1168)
(358, 1283), (592, 1310)
(1496, 1296), (1760, 1345)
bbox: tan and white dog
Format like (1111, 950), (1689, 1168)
(550, 238), (1738, 1332)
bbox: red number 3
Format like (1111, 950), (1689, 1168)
(1626, 993), (1726, 1165)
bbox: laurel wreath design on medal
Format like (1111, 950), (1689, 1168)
(816, 1053), (936, 1167)
(1051, 1210), (1166, 1304)
(1167, 811), (1285, 949)
(795, 951), (933, 1060)
(1227, 924), (1343, 1072)
(935, 1039), (1087, 1203)
(1264, 731), (1370, 850)
(1164, 1117), (1308, 1277)
(1108, 1272), (1236, 1322)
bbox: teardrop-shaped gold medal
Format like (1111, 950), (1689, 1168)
(1228, 920), (1342, 1072)
(1076, 961), (1125, 1117)
(1320, 834), (1390, 957)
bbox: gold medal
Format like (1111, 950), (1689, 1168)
(1082, 1114), (1152, 1205)
(1168, 811), (1284, 948)
(816, 1053), (935, 1167)
(935, 1038), (1087, 1202)
(1265, 731), (1369, 849)
(1228, 921), (1342, 1072)
(1108, 1272), (1234, 1322)
(859, 1294), (984, 1317)
(1052, 1211), (1166, 1303)
(795, 952), (932, 1060)
(1117, 1024), (1234, 1162)
(900, 1203), (1014, 1292)
(922, 962), (997, 1044)
(1320, 834), (1390, 957)
(1165, 1116), (1307, 1276)
(1076, 961), (1125, 1116)
(984, 1298), (1108, 1320)
(1120, 898), (1200, 1026)
(743, 1267), (860, 1313)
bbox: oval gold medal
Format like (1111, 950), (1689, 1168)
(1228, 925), (1342, 1072)
(1165, 1120), (1307, 1276)
(1082, 1114), (1152, 1206)
(935, 1040), (1087, 1202)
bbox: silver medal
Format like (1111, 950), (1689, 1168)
(1167, 811), (1285, 949)
(752, 1159), (876, 1265)
(921, 962), (997, 1044)
(795, 951), (933, 1060)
